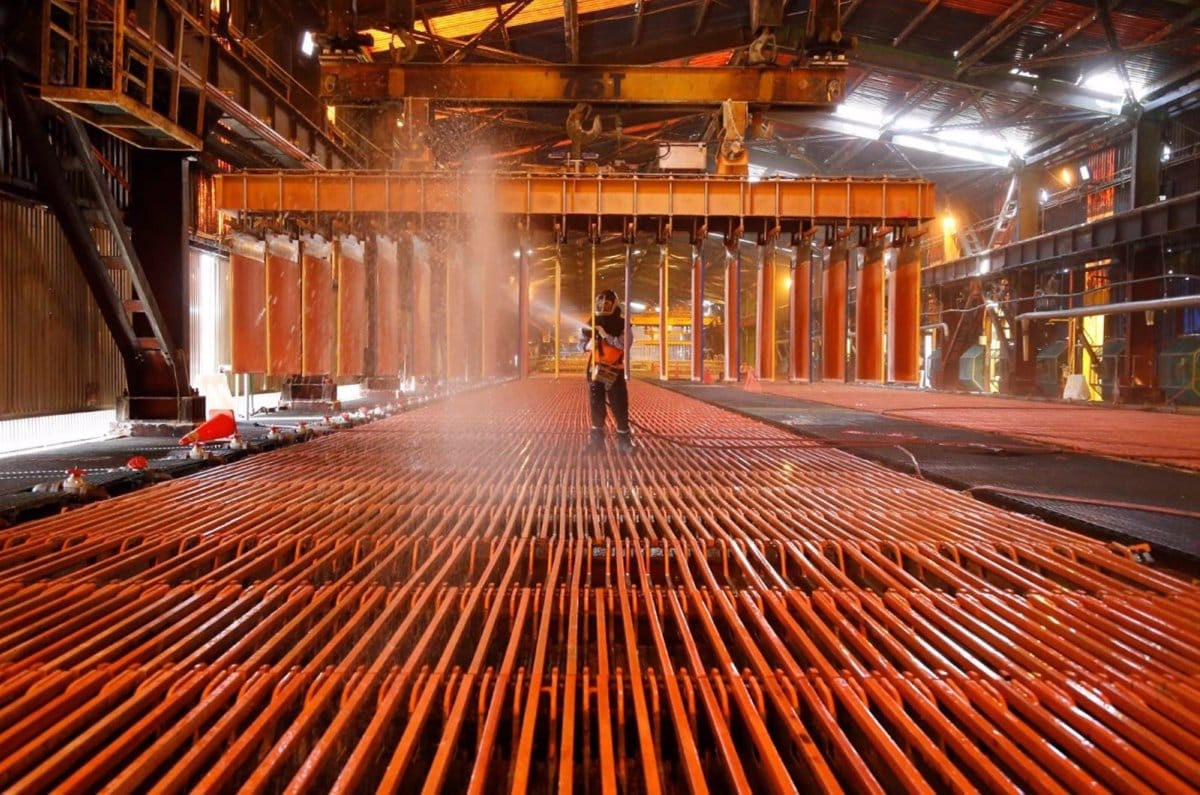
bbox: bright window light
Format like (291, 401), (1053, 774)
(1081, 69), (1144, 104)
(1082, 69), (1124, 97)
(836, 101), (884, 128)
(1038, 188), (1049, 204)
(301, 31), (317, 57)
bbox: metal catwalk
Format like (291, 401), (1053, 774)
(0, 380), (1197, 793)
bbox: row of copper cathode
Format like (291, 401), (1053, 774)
(0, 381), (1197, 794)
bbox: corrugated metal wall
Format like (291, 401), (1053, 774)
(0, 197), (129, 418)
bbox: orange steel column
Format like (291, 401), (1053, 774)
(335, 235), (367, 377)
(789, 238), (812, 382)
(724, 236), (740, 381)
(658, 242), (670, 381)
(518, 224), (530, 379)
(691, 236), (704, 382)
(374, 234), (402, 376)
(623, 236), (634, 381)
(230, 235), (267, 374)
(411, 233), (433, 380)
(888, 243), (922, 383)
(479, 249), (496, 380)
(822, 241), (847, 381)
(265, 233), (301, 376)
(855, 242), (885, 383)
(445, 239), (467, 382)
(756, 231), (777, 381)
(301, 233), (334, 376)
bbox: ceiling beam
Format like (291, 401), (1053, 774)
(880, 79), (939, 131)
(445, 0), (535, 63)
(407, 29), (546, 63)
(565, 0), (580, 64)
(693, 0), (716, 35)
(968, 31), (1200, 74)
(893, 0), (944, 47)
(839, 0), (868, 26)
(955, 0), (1053, 76)
(1143, 5), (1200, 44)
(1096, 0), (1139, 109)
(852, 40), (1124, 114)
(1028, 0), (1130, 60)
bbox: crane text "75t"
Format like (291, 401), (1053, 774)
(560, 72), (627, 99)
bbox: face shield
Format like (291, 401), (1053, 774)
(595, 291), (618, 317)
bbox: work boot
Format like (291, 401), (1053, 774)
(583, 429), (605, 454)
(616, 431), (636, 454)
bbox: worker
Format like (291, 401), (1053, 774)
(581, 289), (635, 453)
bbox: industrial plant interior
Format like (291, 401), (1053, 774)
(2, 0), (1200, 791)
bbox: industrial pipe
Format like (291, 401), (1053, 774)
(1017, 293), (1200, 322)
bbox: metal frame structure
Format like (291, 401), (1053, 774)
(39, 0), (364, 167)
(216, 171), (934, 221)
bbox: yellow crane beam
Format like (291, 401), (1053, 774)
(319, 62), (847, 106)
(215, 171), (935, 223)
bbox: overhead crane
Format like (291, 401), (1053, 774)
(319, 61), (849, 106)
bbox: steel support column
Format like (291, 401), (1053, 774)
(446, 236), (467, 382)
(412, 234), (433, 380)
(691, 238), (705, 382)
(855, 243), (885, 382)
(756, 233), (777, 381)
(724, 238), (741, 382)
(888, 245), (922, 383)
(624, 239), (635, 381)
(658, 243), (670, 381)
(374, 234), (403, 377)
(1016, 166), (1042, 242)
(478, 243), (496, 381)
(554, 242), (563, 380)
(789, 240), (812, 382)
(822, 241), (848, 381)
(1132, 116), (1164, 209)
(518, 225), (530, 379)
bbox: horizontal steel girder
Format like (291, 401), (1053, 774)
(216, 171), (934, 221)
(928, 189), (1200, 285)
(319, 62), (848, 105)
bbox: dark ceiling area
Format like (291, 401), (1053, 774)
(293, 0), (1200, 191)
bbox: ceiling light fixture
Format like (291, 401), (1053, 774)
(300, 31), (317, 57)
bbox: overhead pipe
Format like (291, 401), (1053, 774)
(1017, 293), (1200, 323)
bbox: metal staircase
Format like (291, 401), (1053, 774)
(3, 59), (199, 420)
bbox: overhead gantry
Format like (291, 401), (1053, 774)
(216, 170), (934, 388)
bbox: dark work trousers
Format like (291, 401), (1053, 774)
(588, 373), (630, 434)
